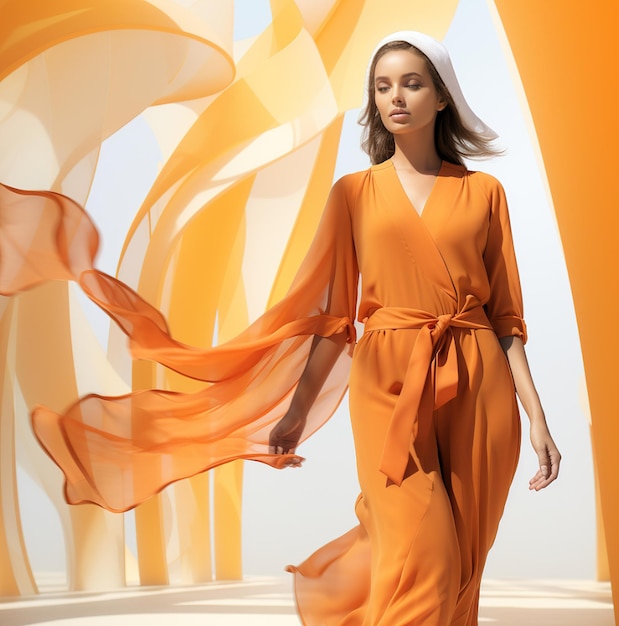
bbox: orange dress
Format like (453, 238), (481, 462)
(286, 160), (525, 625)
(0, 159), (525, 625)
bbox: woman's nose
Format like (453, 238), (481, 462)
(392, 88), (404, 104)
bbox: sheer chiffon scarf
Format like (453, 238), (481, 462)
(0, 181), (358, 512)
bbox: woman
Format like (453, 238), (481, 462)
(7, 30), (559, 626)
(268, 31), (561, 625)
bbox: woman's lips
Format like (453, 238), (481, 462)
(390, 109), (409, 121)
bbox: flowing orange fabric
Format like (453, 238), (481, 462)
(0, 181), (356, 512)
(2, 157), (526, 623)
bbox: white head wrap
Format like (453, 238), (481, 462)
(365, 31), (497, 140)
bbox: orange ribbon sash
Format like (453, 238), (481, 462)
(364, 306), (493, 486)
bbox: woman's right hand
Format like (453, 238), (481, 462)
(269, 411), (307, 465)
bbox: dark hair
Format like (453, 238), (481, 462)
(359, 41), (502, 166)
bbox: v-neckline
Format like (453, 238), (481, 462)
(372, 159), (459, 302)
(389, 159), (446, 218)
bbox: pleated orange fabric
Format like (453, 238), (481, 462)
(0, 158), (525, 624)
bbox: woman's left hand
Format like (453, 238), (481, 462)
(528, 421), (561, 491)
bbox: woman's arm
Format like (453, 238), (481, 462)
(269, 332), (348, 465)
(499, 335), (561, 490)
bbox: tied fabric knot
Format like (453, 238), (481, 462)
(429, 313), (459, 408)
(364, 306), (493, 486)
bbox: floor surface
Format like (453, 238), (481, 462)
(0, 576), (614, 625)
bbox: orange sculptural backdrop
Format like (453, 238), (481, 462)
(0, 0), (460, 593)
(0, 0), (616, 620)
(492, 0), (619, 613)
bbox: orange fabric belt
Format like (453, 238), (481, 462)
(364, 306), (493, 486)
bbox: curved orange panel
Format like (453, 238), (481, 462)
(493, 0), (619, 611)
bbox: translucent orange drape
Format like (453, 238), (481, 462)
(0, 181), (357, 512)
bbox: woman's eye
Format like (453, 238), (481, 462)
(376, 85), (390, 93)
(406, 83), (421, 90)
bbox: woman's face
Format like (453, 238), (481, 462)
(373, 48), (446, 136)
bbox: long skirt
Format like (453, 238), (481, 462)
(289, 326), (521, 626)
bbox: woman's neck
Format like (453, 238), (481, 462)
(391, 131), (441, 175)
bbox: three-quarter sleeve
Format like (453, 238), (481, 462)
(482, 177), (528, 342)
